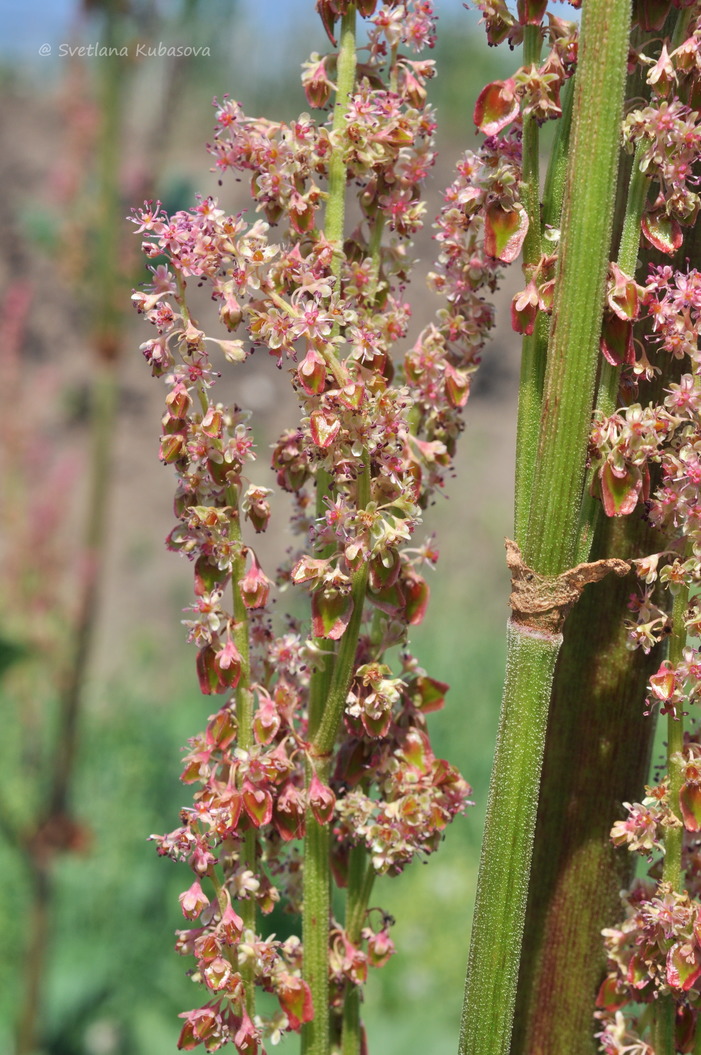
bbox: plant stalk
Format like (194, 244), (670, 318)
(460, 3), (632, 1051)
(513, 25), (544, 540)
(341, 847), (375, 1055)
(524, 0), (631, 576)
(459, 625), (560, 1055)
(229, 500), (256, 1016)
(303, 13), (358, 1054)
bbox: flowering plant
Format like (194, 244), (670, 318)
(132, 3), (481, 1052)
(131, 1), (701, 1054)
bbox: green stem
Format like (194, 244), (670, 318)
(341, 847), (375, 1055)
(311, 566), (367, 746)
(663, 583), (688, 889)
(227, 495), (257, 1016)
(524, 0), (631, 576)
(511, 512), (662, 1055)
(513, 25), (543, 542)
(461, 3), (632, 1051)
(597, 138), (650, 414)
(653, 1006), (676, 1055)
(303, 466), (369, 1055)
(307, 4), (357, 737)
(459, 624), (561, 1055)
(302, 784), (332, 1055)
(541, 75), (574, 231)
(326, 7), (357, 286)
(303, 14), (357, 1054)
(576, 136), (651, 563)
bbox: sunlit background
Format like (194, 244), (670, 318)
(0, 2), (550, 1052)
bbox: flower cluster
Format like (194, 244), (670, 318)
(585, 258), (701, 650)
(471, 6), (579, 136)
(592, 15), (701, 1054)
(597, 739), (701, 1054)
(130, 2), (518, 1050)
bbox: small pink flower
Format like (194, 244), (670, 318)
(179, 880), (210, 920)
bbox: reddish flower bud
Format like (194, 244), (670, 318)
(667, 941), (701, 991)
(179, 880), (210, 920)
(369, 549), (401, 592)
(473, 79), (520, 136)
(272, 429), (311, 492)
(607, 263), (640, 321)
(308, 773), (336, 825)
(244, 489), (272, 534)
(406, 674), (449, 714)
(595, 973), (628, 1012)
(310, 408), (341, 448)
(233, 1009), (260, 1054)
(337, 381), (365, 410)
(444, 363), (470, 408)
(194, 556), (229, 598)
(600, 312), (635, 367)
(402, 569), (429, 626)
(177, 1005), (222, 1050)
(160, 432), (186, 464)
(253, 693), (281, 745)
(680, 766), (701, 831)
(207, 706), (237, 749)
(298, 348), (327, 395)
(277, 973), (314, 1031)
(203, 956), (235, 992)
(517, 0), (547, 24)
(291, 555), (330, 586)
(274, 781), (306, 841)
(302, 54), (334, 110)
(214, 638), (242, 688)
(166, 382), (192, 419)
(242, 779), (273, 828)
(649, 662), (676, 701)
(364, 926), (396, 968)
(196, 644), (225, 695)
(600, 461), (643, 518)
(511, 281), (539, 336)
(289, 195), (316, 234)
(311, 586), (354, 640)
(478, 0), (517, 45)
(200, 406), (222, 438)
(642, 206), (683, 255)
(240, 554), (272, 609)
(219, 902), (244, 945)
(484, 202), (529, 264)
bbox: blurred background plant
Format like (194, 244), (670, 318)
(0, 2), (521, 1053)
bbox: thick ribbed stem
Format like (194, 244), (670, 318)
(341, 847), (375, 1055)
(459, 625), (560, 1055)
(460, 4), (632, 1052)
(229, 503), (256, 1015)
(513, 25), (544, 540)
(524, 0), (632, 576)
(302, 14), (357, 1053)
(576, 135), (651, 563)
